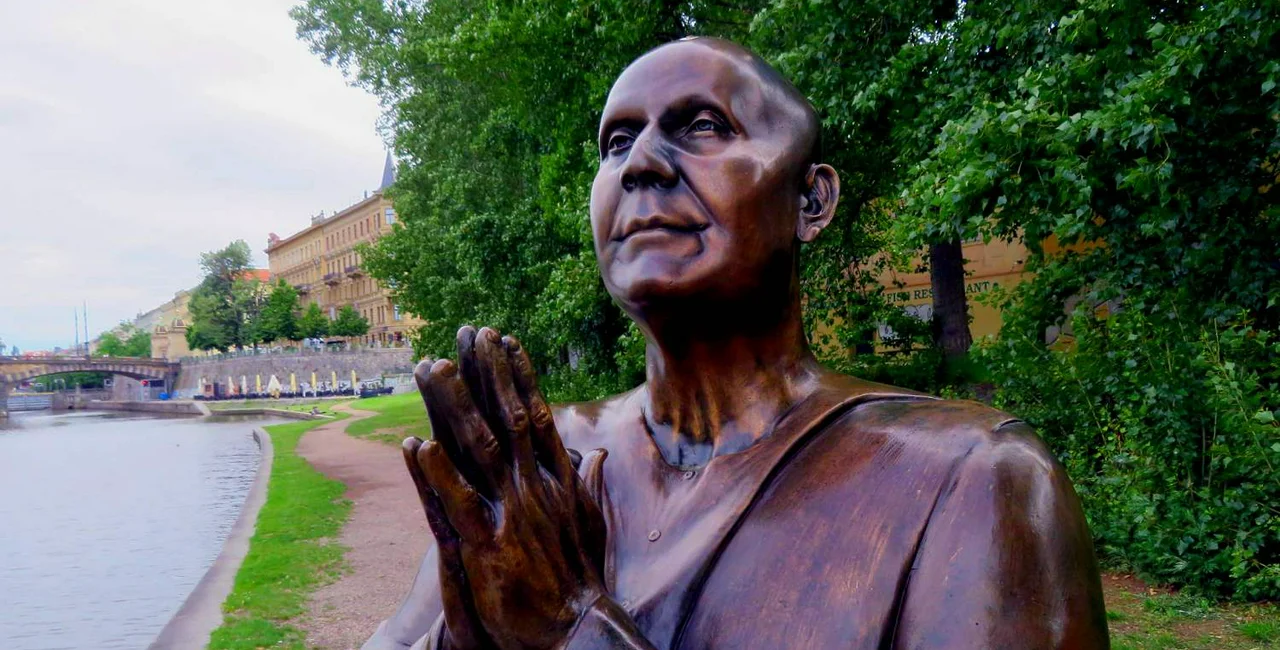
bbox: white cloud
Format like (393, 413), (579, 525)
(0, 0), (388, 351)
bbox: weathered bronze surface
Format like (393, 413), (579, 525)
(369, 38), (1109, 650)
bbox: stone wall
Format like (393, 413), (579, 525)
(174, 349), (418, 397)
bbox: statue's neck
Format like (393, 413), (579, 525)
(640, 306), (821, 467)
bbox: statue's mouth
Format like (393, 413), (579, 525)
(614, 216), (709, 241)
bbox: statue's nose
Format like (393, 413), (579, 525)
(621, 129), (677, 191)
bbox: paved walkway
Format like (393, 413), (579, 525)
(296, 404), (430, 650)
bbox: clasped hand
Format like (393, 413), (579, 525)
(403, 326), (609, 650)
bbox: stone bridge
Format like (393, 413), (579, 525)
(0, 356), (180, 416)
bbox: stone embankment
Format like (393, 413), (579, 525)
(148, 428), (274, 649)
(89, 400), (212, 416)
(175, 349), (417, 397)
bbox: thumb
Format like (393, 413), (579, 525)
(579, 448), (608, 501)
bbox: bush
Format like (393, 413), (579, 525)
(984, 304), (1280, 599)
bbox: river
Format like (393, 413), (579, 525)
(0, 410), (283, 649)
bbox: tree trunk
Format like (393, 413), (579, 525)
(929, 238), (973, 359)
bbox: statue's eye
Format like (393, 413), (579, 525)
(607, 132), (634, 154)
(691, 118), (721, 133)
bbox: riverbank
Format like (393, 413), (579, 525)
(148, 428), (274, 649)
(89, 399), (211, 416)
(206, 404), (353, 650)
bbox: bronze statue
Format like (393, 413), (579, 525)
(369, 37), (1109, 650)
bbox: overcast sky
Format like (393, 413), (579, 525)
(0, 0), (387, 352)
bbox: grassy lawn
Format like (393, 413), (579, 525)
(344, 391), (430, 445)
(1105, 575), (1280, 649)
(207, 414), (352, 650)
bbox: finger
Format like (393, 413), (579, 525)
(435, 540), (490, 650)
(577, 448), (610, 577)
(504, 335), (575, 484)
(423, 358), (505, 496)
(417, 482), (492, 650)
(406, 439), (490, 649)
(455, 325), (489, 424)
(401, 437), (435, 518)
(580, 448), (608, 500)
(476, 328), (537, 485)
(414, 359), (462, 460)
(418, 440), (492, 542)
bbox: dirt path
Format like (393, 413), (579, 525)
(296, 404), (429, 650)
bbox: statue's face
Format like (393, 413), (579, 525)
(591, 41), (813, 312)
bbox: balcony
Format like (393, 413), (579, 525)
(323, 273), (341, 286)
(345, 265), (364, 278)
(294, 283), (311, 295)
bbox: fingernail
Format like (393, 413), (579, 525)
(432, 359), (457, 377)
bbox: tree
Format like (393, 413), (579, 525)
(43, 371), (109, 389)
(9, 346), (17, 357)
(331, 304), (370, 338)
(761, 0), (1280, 598)
(95, 324), (151, 358)
(185, 322), (219, 353)
(293, 0), (829, 400)
(232, 278), (270, 349)
(297, 301), (330, 340)
(187, 240), (261, 351)
(256, 280), (302, 344)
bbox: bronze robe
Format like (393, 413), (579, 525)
(369, 375), (1109, 649)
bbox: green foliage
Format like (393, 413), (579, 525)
(293, 0), (784, 401)
(188, 241), (264, 352)
(986, 314), (1280, 600)
(94, 323), (151, 358)
(761, 0), (1280, 598)
(257, 280), (301, 344)
(297, 301), (330, 340)
(331, 304), (370, 338)
(37, 372), (110, 389)
(207, 415), (351, 649)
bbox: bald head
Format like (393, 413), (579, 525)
(590, 36), (841, 314)
(610, 37), (822, 166)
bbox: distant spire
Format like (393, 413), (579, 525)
(379, 151), (396, 190)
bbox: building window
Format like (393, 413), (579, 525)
(385, 207), (396, 225)
(329, 306), (336, 320)
(393, 304), (402, 321)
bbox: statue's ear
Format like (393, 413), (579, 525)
(797, 164), (839, 243)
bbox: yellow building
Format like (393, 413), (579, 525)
(149, 289), (194, 360)
(266, 156), (422, 347)
(876, 238), (1030, 342)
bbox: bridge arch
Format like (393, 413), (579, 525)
(0, 357), (181, 415)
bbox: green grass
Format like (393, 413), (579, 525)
(1105, 577), (1280, 649)
(344, 392), (430, 445)
(207, 414), (352, 650)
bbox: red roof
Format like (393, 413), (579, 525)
(239, 269), (271, 283)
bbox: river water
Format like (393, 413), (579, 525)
(0, 410), (282, 650)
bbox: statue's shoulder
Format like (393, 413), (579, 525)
(822, 370), (1054, 473)
(551, 386), (644, 451)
